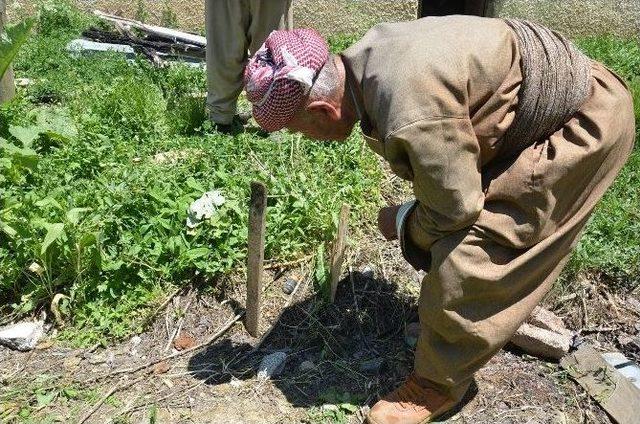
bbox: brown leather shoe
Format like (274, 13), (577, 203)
(367, 374), (461, 424)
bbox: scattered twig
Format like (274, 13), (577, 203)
(557, 293), (577, 303)
(164, 296), (193, 352)
(264, 254), (313, 270)
(87, 313), (244, 383)
(79, 376), (144, 424)
(147, 286), (182, 328)
(253, 271), (308, 351)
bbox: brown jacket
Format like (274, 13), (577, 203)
(342, 16), (524, 258)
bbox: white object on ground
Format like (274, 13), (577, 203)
(361, 265), (375, 279)
(186, 190), (225, 229)
(67, 39), (136, 58)
(603, 352), (640, 390)
(257, 351), (287, 380)
(0, 321), (45, 351)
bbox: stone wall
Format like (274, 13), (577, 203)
(6, 0), (640, 39)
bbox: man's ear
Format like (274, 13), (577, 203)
(307, 100), (340, 121)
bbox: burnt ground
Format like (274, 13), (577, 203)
(1, 227), (639, 423)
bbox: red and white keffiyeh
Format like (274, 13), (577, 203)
(244, 29), (329, 132)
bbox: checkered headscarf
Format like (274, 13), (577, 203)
(244, 29), (329, 132)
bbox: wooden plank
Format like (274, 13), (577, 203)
(0, 0), (16, 104)
(329, 204), (350, 303)
(561, 343), (640, 424)
(245, 182), (267, 337)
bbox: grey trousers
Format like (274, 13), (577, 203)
(205, 0), (293, 124)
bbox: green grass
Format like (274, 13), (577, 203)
(1, 4), (638, 344)
(0, 3), (383, 344)
(568, 37), (640, 287)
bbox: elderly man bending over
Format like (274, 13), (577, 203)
(243, 17), (635, 424)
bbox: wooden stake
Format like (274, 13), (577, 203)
(329, 204), (350, 303)
(245, 182), (267, 336)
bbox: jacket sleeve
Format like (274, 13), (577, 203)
(385, 117), (484, 270)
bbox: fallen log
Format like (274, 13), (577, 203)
(82, 27), (205, 61)
(93, 10), (206, 47)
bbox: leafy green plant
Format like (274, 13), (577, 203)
(0, 17), (35, 80)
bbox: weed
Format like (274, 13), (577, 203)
(0, 3), (383, 344)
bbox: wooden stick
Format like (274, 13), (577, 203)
(93, 10), (206, 46)
(87, 313), (243, 382)
(79, 376), (144, 424)
(329, 204), (350, 303)
(245, 182), (267, 337)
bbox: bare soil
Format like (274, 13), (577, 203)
(1, 228), (639, 423)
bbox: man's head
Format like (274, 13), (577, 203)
(244, 29), (357, 141)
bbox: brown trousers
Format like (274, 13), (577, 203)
(414, 62), (636, 397)
(205, 0), (292, 124)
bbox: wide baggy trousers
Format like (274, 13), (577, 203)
(205, 0), (292, 124)
(414, 62), (636, 398)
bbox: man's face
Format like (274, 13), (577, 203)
(286, 118), (352, 141)
(286, 103), (356, 142)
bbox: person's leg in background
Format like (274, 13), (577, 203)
(205, 0), (293, 134)
(205, 0), (250, 132)
(418, 0), (488, 18)
(248, 0), (293, 54)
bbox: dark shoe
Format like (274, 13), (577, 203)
(211, 115), (246, 135)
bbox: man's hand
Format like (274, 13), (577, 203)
(378, 205), (402, 240)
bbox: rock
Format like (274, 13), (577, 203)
(174, 334), (196, 351)
(257, 351), (287, 380)
(282, 278), (297, 295)
(404, 322), (421, 348)
(0, 321), (45, 351)
(361, 265), (375, 279)
(359, 357), (384, 373)
(298, 360), (316, 372)
(130, 335), (142, 356)
(63, 356), (82, 370)
(153, 361), (171, 375)
(511, 323), (572, 360)
(528, 307), (572, 337)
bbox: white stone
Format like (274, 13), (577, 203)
(257, 351), (287, 380)
(0, 321), (45, 351)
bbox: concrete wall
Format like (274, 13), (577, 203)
(6, 0), (640, 39)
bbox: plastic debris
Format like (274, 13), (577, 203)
(603, 352), (640, 389)
(186, 190), (225, 229)
(257, 351), (287, 380)
(0, 321), (45, 351)
(67, 39), (136, 59)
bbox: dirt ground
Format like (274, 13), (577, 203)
(2, 223), (639, 424)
